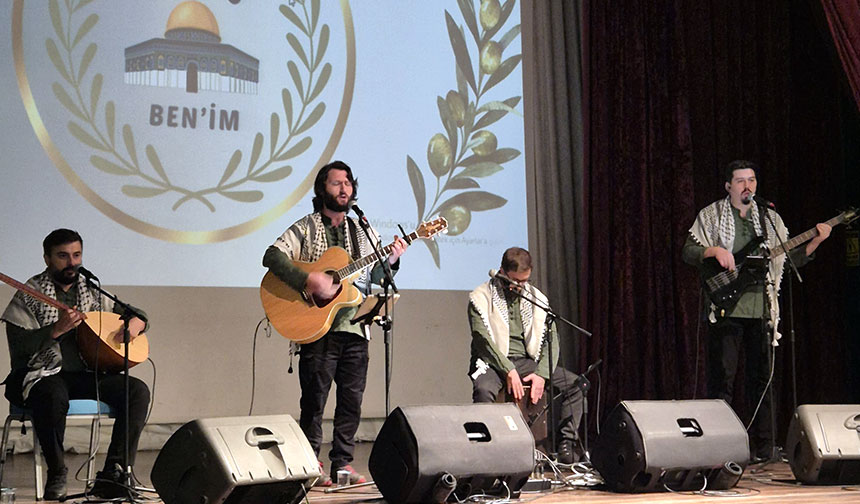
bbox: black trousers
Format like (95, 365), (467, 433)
(298, 332), (368, 470)
(707, 317), (773, 457)
(471, 357), (583, 443)
(4, 369), (150, 474)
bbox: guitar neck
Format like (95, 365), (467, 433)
(770, 213), (846, 258)
(336, 230), (419, 279)
(0, 271), (71, 312)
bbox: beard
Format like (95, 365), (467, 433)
(51, 266), (78, 286)
(323, 192), (351, 212)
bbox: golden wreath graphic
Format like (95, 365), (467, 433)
(13, 0), (356, 243)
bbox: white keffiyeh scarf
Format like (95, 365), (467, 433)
(1, 271), (110, 399)
(469, 278), (548, 360)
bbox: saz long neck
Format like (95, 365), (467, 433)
(0, 272), (70, 311)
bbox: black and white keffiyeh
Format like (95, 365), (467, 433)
(1, 270), (110, 399)
(470, 278), (548, 361)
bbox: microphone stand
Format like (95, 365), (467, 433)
(351, 206), (398, 415)
(758, 203), (799, 463)
(530, 358), (602, 424)
(497, 279), (591, 462)
(72, 275), (146, 503)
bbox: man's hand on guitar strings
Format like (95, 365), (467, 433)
(705, 246), (736, 271)
(127, 317), (146, 340)
(305, 271), (339, 299)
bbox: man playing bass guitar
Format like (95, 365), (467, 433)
(1, 229), (150, 500)
(682, 160), (831, 464)
(262, 161), (407, 486)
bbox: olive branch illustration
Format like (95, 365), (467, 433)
(406, 0), (522, 267)
(46, 0), (330, 211)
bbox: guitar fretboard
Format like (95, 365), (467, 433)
(768, 214), (846, 258)
(333, 230), (419, 281)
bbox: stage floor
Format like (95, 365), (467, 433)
(2, 445), (859, 503)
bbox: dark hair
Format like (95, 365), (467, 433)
(501, 247), (532, 273)
(725, 160), (758, 182)
(43, 228), (82, 256)
(312, 160), (358, 212)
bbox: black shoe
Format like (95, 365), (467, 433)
(90, 465), (128, 499)
(44, 466), (68, 500)
(750, 444), (774, 465)
(750, 455), (769, 465)
(557, 439), (580, 465)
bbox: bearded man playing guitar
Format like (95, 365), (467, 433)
(682, 160), (831, 464)
(263, 161), (407, 486)
(1, 229), (150, 499)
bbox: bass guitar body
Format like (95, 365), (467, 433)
(701, 237), (767, 311)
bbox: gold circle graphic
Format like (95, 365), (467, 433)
(13, 0), (356, 244)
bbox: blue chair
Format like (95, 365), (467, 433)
(0, 399), (114, 500)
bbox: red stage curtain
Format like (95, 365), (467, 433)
(820, 0), (860, 110)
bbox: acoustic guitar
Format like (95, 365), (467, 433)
(702, 207), (857, 313)
(261, 217), (448, 343)
(0, 272), (149, 372)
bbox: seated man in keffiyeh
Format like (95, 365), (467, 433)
(468, 247), (585, 464)
(1, 228), (150, 500)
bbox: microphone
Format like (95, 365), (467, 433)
(351, 203), (369, 224)
(750, 193), (776, 209)
(77, 266), (99, 282)
(488, 269), (515, 284)
(583, 358), (603, 376)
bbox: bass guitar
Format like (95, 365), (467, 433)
(261, 217), (448, 343)
(0, 271), (149, 372)
(703, 207), (857, 313)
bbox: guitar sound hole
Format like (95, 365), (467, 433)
(312, 284), (343, 308)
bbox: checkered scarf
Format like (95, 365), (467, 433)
(2, 270), (104, 329)
(1, 270), (109, 399)
(489, 279), (535, 337)
(470, 279), (547, 360)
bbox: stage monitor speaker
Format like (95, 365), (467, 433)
(150, 415), (320, 504)
(368, 404), (534, 503)
(786, 404), (860, 484)
(592, 399), (749, 492)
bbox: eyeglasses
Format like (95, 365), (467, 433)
(507, 277), (529, 287)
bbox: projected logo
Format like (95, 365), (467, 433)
(13, 0), (355, 243)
